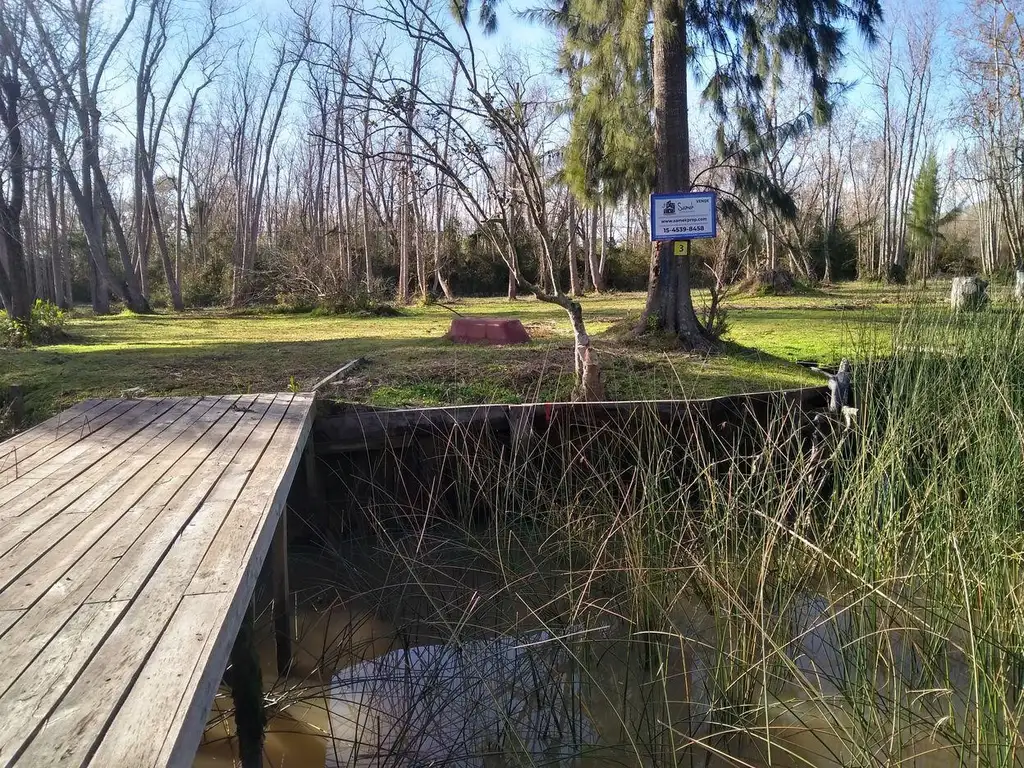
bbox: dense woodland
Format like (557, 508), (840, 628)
(0, 0), (1020, 332)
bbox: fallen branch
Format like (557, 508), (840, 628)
(312, 358), (364, 392)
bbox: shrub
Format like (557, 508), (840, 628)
(886, 261), (907, 285)
(183, 258), (229, 308)
(280, 277), (397, 316)
(0, 300), (68, 347)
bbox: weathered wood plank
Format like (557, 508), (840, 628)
(312, 387), (831, 454)
(0, 398), (203, 565)
(0, 397), (232, 612)
(0, 398), (174, 514)
(0, 611), (22, 638)
(187, 393), (314, 596)
(13, 396), (296, 767)
(0, 393), (317, 767)
(0, 397), (260, 697)
(0, 402), (198, 601)
(0, 601), (125, 766)
(0, 399), (141, 494)
(87, 593), (223, 768)
(85, 394), (277, 604)
(0, 399), (108, 476)
(271, 509), (292, 677)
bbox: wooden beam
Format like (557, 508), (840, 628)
(271, 509), (292, 678)
(228, 605), (265, 768)
(312, 358), (363, 391)
(312, 387), (830, 454)
(303, 438), (327, 518)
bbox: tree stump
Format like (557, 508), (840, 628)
(951, 276), (989, 311)
(1014, 270), (1024, 302)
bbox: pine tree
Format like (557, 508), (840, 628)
(908, 152), (940, 277)
(521, 0), (884, 347)
(908, 153), (961, 280)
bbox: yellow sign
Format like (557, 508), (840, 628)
(673, 241), (690, 256)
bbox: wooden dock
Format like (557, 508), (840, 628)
(0, 393), (316, 767)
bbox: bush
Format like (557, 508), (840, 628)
(183, 258), (229, 308)
(0, 300), (69, 347)
(736, 268), (798, 296)
(276, 276), (397, 316)
(886, 261), (907, 285)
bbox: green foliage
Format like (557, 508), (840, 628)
(886, 262), (907, 285)
(603, 242), (650, 292)
(183, 258), (229, 308)
(561, 62), (653, 207)
(0, 300), (69, 347)
(936, 234), (978, 277)
(532, 0), (882, 212)
(808, 217), (858, 281)
(908, 152), (941, 255)
(279, 277), (397, 316)
(371, 381), (522, 407)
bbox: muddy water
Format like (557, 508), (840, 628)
(190, 541), (1017, 768)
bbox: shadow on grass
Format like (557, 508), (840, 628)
(5, 329), (819, 425)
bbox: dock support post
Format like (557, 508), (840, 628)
(271, 509), (293, 677)
(304, 438), (327, 517)
(229, 606), (265, 768)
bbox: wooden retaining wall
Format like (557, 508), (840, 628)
(301, 387), (830, 536)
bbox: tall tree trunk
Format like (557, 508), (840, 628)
(0, 72), (30, 322)
(568, 200), (581, 296)
(641, 0), (707, 347)
(598, 197), (608, 284)
(414, 182), (427, 302)
(45, 150), (64, 307)
(587, 204), (602, 292)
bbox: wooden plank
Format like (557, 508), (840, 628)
(0, 397), (233, 612)
(272, 509), (292, 677)
(159, 397), (316, 768)
(0, 398), (174, 514)
(303, 438), (327, 518)
(0, 399), (148, 491)
(312, 358), (363, 391)
(87, 593), (224, 768)
(0, 397), (261, 698)
(0, 397), (202, 558)
(0, 602), (125, 767)
(85, 394), (278, 604)
(312, 386), (831, 454)
(0, 611), (22, 638)
(187, 393), (314, 596)
(13, 397), (295, 767)
(0, 398), (198, 580)
(0, 399), (108, 475)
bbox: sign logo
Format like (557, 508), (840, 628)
(662, 200), (676, 215)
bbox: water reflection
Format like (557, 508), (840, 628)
(190, 542), (1017, 768)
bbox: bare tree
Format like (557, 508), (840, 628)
(957, 0), (1024, 271)
(228, 20), (310, 306)
(352, 0), (603, 398)
(868, 8), (939, 278)
(134, 0), (222, 310)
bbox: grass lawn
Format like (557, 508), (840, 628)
(1, 281), (946, 424)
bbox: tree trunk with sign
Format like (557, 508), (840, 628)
(639, 1), (712, 349)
